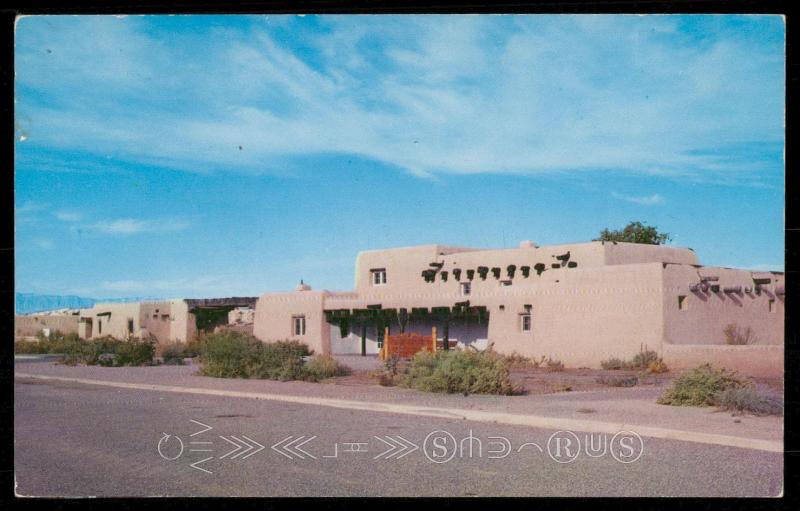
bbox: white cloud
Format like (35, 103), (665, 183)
(55, 210), (81, 222)
(87, 218), (189, 236)
(611, 192), (666, 205)
(14, 15), (784, 182)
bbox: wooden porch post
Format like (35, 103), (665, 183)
(361, 324), (367, 357)
(431, 326), (437, 352)
(383, 326), (390, 360)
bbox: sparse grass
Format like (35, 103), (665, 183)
(596, 374), (639, 387)
(600, 357), (627, 370)
(600, 347), (667, 373)
(396, 349), (521, 395)
(302, 354), (351, 382)
(657, 364), (748, 407)
(544, 358), (565, 372)
(715, 387), (783, 416)
(723, 323), (757, 345)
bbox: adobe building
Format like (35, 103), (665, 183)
(16, 297), (257, 344)
(75, 297), (257, 342)
(254, 241), (784, 376)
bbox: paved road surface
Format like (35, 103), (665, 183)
(14, 377), (782, 497)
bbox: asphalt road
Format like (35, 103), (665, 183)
(14, 377), (782, 497)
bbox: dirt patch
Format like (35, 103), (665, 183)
(510, 367), (673, 394)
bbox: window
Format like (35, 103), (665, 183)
(127, 319), (134, 335)
(293, 315), (306, 336)
(98, 320), (102, 335)
(161, 314), (170, 320)
(520, 313), (532, 332)
(460, 282), (471, 296)
(769, 299), (776, 313)
(371, 268), (387, 286)
(500, 280), (512, 286)
(678, 295), (687, 311)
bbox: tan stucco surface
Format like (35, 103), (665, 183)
(254, 241), (784, 376)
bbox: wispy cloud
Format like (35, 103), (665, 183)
(55, 210), (81, 222)
(85, 218), (190, 236)
(98, 274), (235, 296)
(14, 15), (784, 183)
(33, 238), (54, 250)
(611, 191), (666, 205)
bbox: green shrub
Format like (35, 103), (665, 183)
(398, 349), (520, 395)
(657, 364), (747, 407)
(198, 330), (261, 378)
(197, 332), (336, 382)
(15, 340), (46, 354)
(715, 387), (783, 416)
(302, 354), (351, 382)
(115, 340), (156, 366)
(160, 342), (187, 365)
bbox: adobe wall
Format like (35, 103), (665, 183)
(662, 344), (783, 378)
(254, 291), (330, 355)
(662, 265), (784, 345)
(15, 314), (80, 339)
(483, 263), (665, 366)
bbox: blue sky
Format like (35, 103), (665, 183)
(14, 14), (785, 299)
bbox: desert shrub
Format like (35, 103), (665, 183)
(600, 357), (628, 370)
(597, 374), (639, 387)
(544, 358), (565, 372)
(113, 339), (155, 366)
(183, 335), (207, 358)
(647, 359), (669, 374)
(399, 349), (520, 395)
(160, 342), (187, 365)
(198, 330), (262, 378)
(14, 340), (45, 354)
(657, 364), (747, 407)
(631, 349), (659, 368)
(723, 323), (757, 345)
(302, 354), (351, 382)
(197, 332), (336, 382)
(601, 348), (662, 371)
(51, 335), (155, 366)
(715, 387), (783, 416)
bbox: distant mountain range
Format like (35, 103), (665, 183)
(15, 293), (160, 315)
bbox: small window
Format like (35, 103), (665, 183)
(98, 320), (102, 335)
(520, 313), (532, 332)
(127, 319), (134, 334)
(293, 315), (306, 336)
(769, 299), (776, 313)
(460, 282), (471, 296)
(371, 268), (387, 286)
(500, 280), (512, 286)
(678, 295), (687, 311)
(499, 305), (505, 311)
(161, 314), (170, 320)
